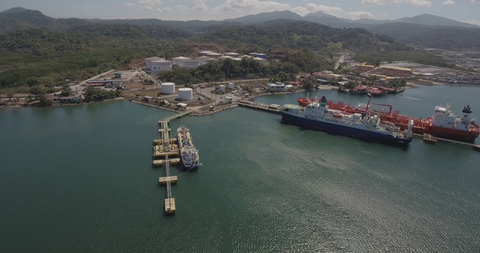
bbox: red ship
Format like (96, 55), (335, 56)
(297, 95), (479, 143)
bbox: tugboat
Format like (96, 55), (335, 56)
(177, 126), (200, 170)
(281, 96), (413, 145)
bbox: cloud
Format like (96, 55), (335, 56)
(175, 5), (189, 13)
(125, 0), (163, 10)
(293, 3), (374, 19)
(471, 0), (480, 3)
(211, 0), (290, 14)
(465, 20), (480, 26)
(193, 0), (208, 11)
(155, 7), (173, 12)
(442, 0), (454, 4)
(362, 0), (432, 7)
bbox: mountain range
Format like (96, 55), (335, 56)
(1, 7), (479, 50)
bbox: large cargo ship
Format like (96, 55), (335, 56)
(177, 126), (200, 170)
(281, 96), (413, 145)
(297, 96), (479, 143)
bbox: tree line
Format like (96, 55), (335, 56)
(0, 21), (452, 90)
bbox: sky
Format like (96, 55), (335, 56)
(1, 0), (479, 26)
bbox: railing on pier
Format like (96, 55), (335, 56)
(237, 100), (280, 113)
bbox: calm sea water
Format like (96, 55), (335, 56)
(1, 85), (480, 252)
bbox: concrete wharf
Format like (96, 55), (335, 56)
(154, 110), (193, 214)
(237, 100), (280, 113)
(413, 133), (479, 150)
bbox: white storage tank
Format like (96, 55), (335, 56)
(228, 83), (234, 89)
(219, 85), (226, 92)
(178, 88), (193, 101)
(162, 82), (175, 94)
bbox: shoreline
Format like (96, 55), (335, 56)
(1, 81), (478, 111)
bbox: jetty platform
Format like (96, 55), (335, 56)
(153, 110), (193, 214)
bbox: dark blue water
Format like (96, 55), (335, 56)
(1, 85), (480, 252)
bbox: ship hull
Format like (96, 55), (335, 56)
(297, 98), (479, 143)
(177, 126), (200, 170)
(280, 111), (412, 145)
(430, 127), (478, 143)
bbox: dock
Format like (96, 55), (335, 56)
(159, 176), (178, 184)
(153, 138), (177, 145)
(237, 100), (280, 113)
(413, 133), (478, 150)
(164, 197), (176, 214)
(423, 133), (437, 144)
(153, 110), (193, 214)
(152, 158), (181, 167)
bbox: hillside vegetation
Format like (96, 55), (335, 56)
(0, 20), (450, 88)
(194, 21), (402, 53)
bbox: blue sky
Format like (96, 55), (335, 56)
(1, 0), (479, 25)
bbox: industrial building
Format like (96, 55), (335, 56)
(162, 82), (175, 94)
(150, 59), (173, 74)
(178, 88), (193, 101)
(197, 56), (215, 65)
(145, 57), (173, 73)
(145, 57), (165, 71)
(267, 82), (286, 91)
(198, 51), (222, 59)
(225, 52), (240, 57)
(254, 57), (268, 66)
(172, 56), (191, 65)
(177, 59), (200, 69)
(249, 52), (267, 59)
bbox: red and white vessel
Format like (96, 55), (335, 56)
(297, 95), (479, 143)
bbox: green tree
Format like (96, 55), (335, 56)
(60, 84), (71, 96)
(303, 81), (314, 91)
(37, 94), (52, 107)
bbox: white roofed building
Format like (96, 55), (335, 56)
(172, 56), (191, 66)
(197, 56), (215, 65)
(254, 57), (268, 66)
(267, 82), (285, 91)
(177, 59), (199, 69)
(225, 52), (240, 57)
(198, 50), (222, 59)
(150, 59), (172, 74)
(146, 57), (165, 71)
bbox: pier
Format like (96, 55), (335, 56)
(154, 110), (193, 214)
(413, 133), (479, 150)
(237, 100), (280, 113)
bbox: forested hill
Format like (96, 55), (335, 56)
(0, 24), (191, 55)
(0, 24), (193, 87)
(0, 20), (442, 88)
(368, 23), (480, 50)
(0, 7), (88, 34)
(193, 21), (404, 53)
